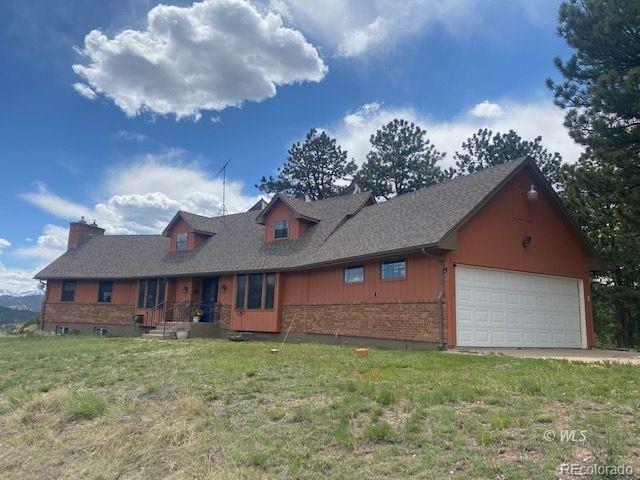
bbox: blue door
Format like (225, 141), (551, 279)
(200, 277), (219, 323)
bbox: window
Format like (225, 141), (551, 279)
(344, 266), (364, 284)
(381, 259), (406, 280)
(236, 274), (247, 309)
(56, 325), (69, 335)
(235, 273), (276, 310)
(264, 274), (276, 309)
(94, 327), (107, 336)
(98, 281), (113, 303)
(61, 281), (76, 302)
(176, 232), (188, 251)
(247, 274), (263, 309)
(274, 220), (289, 239)
(137, 279), (166, 308)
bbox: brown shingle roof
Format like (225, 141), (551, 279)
(35, 158), (598, 279)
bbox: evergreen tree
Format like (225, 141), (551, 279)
(257, 129), (357, 200)
(548, 0), (640, 224)
(355, 119), (448, 199)
(454, 128), (562, 186)
(560, 157), (640, 347)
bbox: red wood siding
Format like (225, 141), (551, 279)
(281, 253), (440, 305)
(262, 201), (309, 242)
(444, 169), (594, 347)
(46, 280), (137, 306)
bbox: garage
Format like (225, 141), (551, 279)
(455, 265), (586, 348)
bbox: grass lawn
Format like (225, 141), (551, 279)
(0, 336), (638, 479)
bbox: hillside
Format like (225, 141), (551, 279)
(0, 305), (37, 329)
(0, 294), (42, 312)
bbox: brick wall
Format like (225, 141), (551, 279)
(218, 304), (231, 330)
(281, 301), (446, 343)
(45, 302), (136, 326)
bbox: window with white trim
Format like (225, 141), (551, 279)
(176, 232), (188, 251)
(344, 266), (364, 284)
(56, 325), (70, 335)
(380, 259), (406, 280)
(274, 220), (289, 239)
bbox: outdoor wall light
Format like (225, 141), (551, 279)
(182, 286), (189, 293)
(522, 235), (532, 248)
(221, 284), (227, 292)
(526, 184), (539, 201)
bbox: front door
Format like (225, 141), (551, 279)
(200, 277), (219, 322)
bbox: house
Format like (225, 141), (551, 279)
(35, 158), (601, 348)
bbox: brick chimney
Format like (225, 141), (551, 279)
(68, 217), (105, 250)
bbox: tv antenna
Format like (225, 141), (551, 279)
(217, 159), (231, 216)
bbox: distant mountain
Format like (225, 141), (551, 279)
(0, 305), (38, 329)
(0, 294), (43, 312)
(0, 288), (42, 297)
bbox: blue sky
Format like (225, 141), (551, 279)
(0, 0), (580, 293)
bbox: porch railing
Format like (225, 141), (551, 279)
(142, 301), (221, 329)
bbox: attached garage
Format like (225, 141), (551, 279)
(455, 265), (587, 349)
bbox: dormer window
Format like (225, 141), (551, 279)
(176, 232), (188, 251)
(274, 220), (289, 239)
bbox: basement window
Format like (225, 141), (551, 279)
(381, 259), (406, 280)
(98, 281), (113, 303)
(274, 220), (289, 239)
(344, 266), (364, 284)
(56, 325), (70, 335)
(61, 281), (76, 302)
(94, 327), (107, 336)
(176, 232), (188, 251)
(235, 273), (276, 310)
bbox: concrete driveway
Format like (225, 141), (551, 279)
(451, 348), (640, 365)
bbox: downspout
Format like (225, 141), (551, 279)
(421, 248), (445, 349)
(39, 281), (47, 331)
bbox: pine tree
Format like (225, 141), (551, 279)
(454, 129), (562, 187)
(257, 129), (357, 200)
(355, 119), (448, 199)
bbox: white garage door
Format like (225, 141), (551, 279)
(455, 266), (584, 348)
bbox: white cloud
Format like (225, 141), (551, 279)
(72, 0), (327, 119)
(0, 262), (41, 296)
(470, 101), (503, 119)
(116, 130), (148, 142)
(20, 182), (90, 220)
(15, 225), (68, 263)
(0, 238), (11, 250)
(270, 0), (557, 58)
(21, 151), (263, 236)
(72, 82), (98, 100)
(330, 99), (583, 168)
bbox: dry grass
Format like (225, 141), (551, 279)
(0, 336), (639, 479)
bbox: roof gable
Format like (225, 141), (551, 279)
(162, 211), (219, 236)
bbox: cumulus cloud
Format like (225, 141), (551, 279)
(470, 101), (504, 119)
(0, 238), (11, 250)
(15, 225), (68, 263)
(72, 0), (327, 119)
(270, 0), (557, 58)
(72, 82), (98, 100)
(21, 151), (263, 236)
(0, 262), (41, 295)
(330, 99), (583, 168)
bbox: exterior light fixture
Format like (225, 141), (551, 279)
(182, 286), (189, 293)
(526, 184), (539, 202)
(522, 235), (532, 248)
